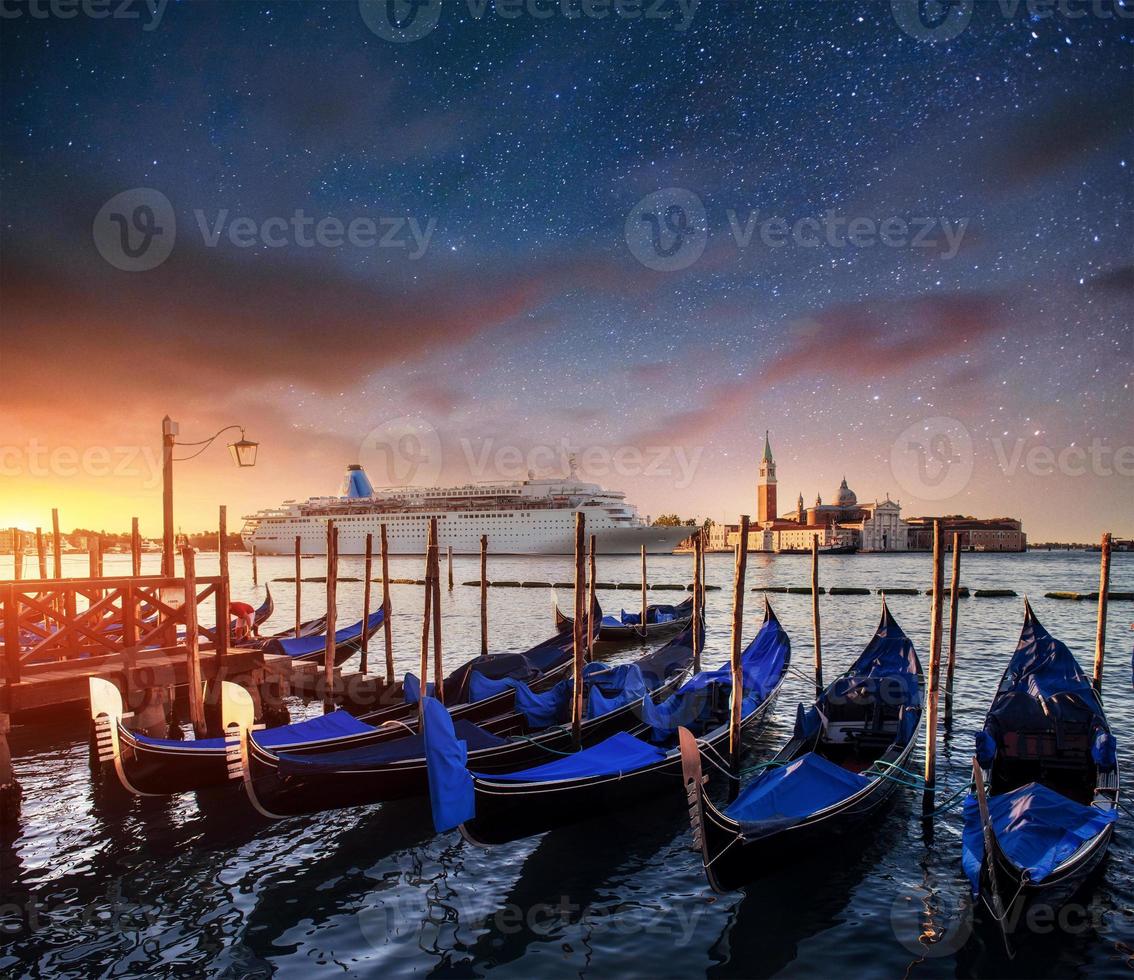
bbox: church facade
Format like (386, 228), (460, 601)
(737, 432), (910, 552)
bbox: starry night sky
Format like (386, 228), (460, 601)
(1, 1), (1131, 539)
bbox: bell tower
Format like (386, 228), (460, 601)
(757, 430), (777, 525)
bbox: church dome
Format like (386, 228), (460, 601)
(836, 477), (857, 507)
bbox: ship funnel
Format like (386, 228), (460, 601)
(341, 464), (374, 499)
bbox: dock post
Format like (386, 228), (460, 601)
(182, 546), (207, 738)
(1093, 531), (1111, 693)
(0, 713), (21, 831)
(692, 531), (702, 672)
(251, 544), (258, 587)
(587, 533), (597, 662)
(430, 519), (443, 705)
(640, 545), (647, 633)
(571, 513), (585, 749)
(131, 517), (142, 577)
(810, 537), (823, 697)
(381, 524), (393, 684)
(447, 545), (454, 591)
(10, 528), (21, 582)
(922, 520), (945, 817)
(294, 536), (302, 637)
(728, 515), (750, 793)
(418, 523), (434, 725)
(35, 528), (46, 580)
(216, 506), (229, 668)
(360, 533), (373, 674)
(479, 535), (488, 658)
(944, 532), (961, 725)
(51, 508), (62, 579)
(323, 522), (338, 714)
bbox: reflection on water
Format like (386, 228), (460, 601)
(2, 550), (1131, 977)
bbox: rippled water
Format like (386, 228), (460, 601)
(2, 549), (1132, 977)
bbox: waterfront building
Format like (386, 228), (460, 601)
(905, 516), (1027, 552)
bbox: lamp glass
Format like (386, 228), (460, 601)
(229, 438), (258, 467)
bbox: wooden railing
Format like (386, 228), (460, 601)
(1, 574), (227, 684)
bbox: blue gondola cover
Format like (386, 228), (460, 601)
(961, 782), (1117, 895)
(477, 731), (665, 783)
(422, 697), (477, 832)
(270, 608), (385, 659)
(725, 752), (870, 828)
(468, 673), (571, 728)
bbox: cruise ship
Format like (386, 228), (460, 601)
(240, 463), (691, 556)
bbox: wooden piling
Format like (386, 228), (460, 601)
(88, 535), (100, 579)
(323, 522), (338, 714)
(294, 535), (302, 637)
(922, 520), (945, 816)
(810, 537), (823, 697)
(430, 518), (443, 705)
(51, 508), (62, 579)
(640, 545), (648, 632)
(729, 515), (750, 779)
(692, 530), (702, 672)
(360, 533), (374, 674)
(571, 513), (586, 748)
(381, 524), (394, 685)
(418, 524), (433, 724)
(130, 517), (142, 577)
(35, 528), (46, 580)
(10, 528), (21, 582)
(944, 532), (961, 724)
(251, 544), (258, 586)
(479, 534), (488, 657)
(587, 533), (597, 662)
(447, 544), (454, 591)
(1093, 531), (1112, 693)
(181, 546), (207, 737)
(0, 712), (22, 829)
(216, 506), (230, 665)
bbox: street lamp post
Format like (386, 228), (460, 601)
(161, 415), (259, 576)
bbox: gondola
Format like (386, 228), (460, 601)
(88, 613), (589, 797)
(962, 600), (1119, 944)
(240, 617), (701, 819)
(260, 607), (385, 665)
(454, 600), (789, 845)
(553, 592), (693, 641)
(681, 598), (923, 892)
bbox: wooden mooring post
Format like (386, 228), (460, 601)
(216, 506), (229, 666)
(51, 508), (62, 579)
(810, 537), (823, 697)
(251, 544), (259, 587)
(323, 522), (338, 713)
(360, 533), (374, 674)
(640, 545), (648, 631)
(1093, 531), (1112, 693)
(447, 545), (454, 591)
(944, 532), (962, 725)
(35, 528), (47, 580)
(0, 712), (20, 831)
(479, 534), (489, 658)
(181, 546), (207, 737)
(10, 528), (21, 582)
(692, 530), (702, 672)
(294, 535), (302, 637)
(381, 524), (393, 684)
(587, 534), (597, 662)
(571, 513), (585, 748)
(923, 520), (945, 816)
(131, 518), (142, 577)
(418, 521), (435, 724)
(430, 519), (443, 705)
(729, 515), (750, 787)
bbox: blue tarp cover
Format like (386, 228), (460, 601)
(725, 752), (870, 826)
(403, 673), (436, 704)
(477, 731), (665, 783)
(961, 782), (1117, 895)
(271, 608), (384, 658)
(468, 673), (571, 728)
(276, 717), (507, 776)
(133, 709), (375, 751)
(422, 697), (476, 832)
(587, 664), (647, 718)
(639, 615), (789, 739)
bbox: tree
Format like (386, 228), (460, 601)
(652, 514), (682, 526)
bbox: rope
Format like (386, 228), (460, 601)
(507, 732), (580, 757)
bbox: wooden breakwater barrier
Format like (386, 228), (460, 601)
(1045, 591), (1134, 601)
(460, 581), (722, 591)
